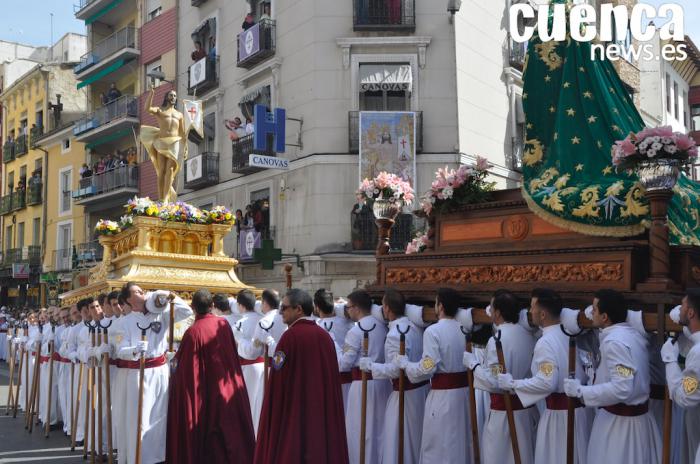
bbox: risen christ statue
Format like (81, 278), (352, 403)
(140, 87), (189, 203)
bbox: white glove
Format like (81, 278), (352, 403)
(463, 351), (479, 370)
(584, 305), (593, 321)
(69, 351), (79, 363)
(563, 378), (583, 398)
(32, 340), (41, 350)
(136, 340), (149, 354)
(264, 335), (276, 348)
(393, 354), (408, 370)
(660, 338), (680, 363)
(560, 308), (582, 334)
(358, 357), (373, 373)
(497, 373), (516, 392)
(669, 305), (681, 324)
(165, 351), (176, 362)
(96, 343), (112, 358)
(456, 308), (474, 332)
(485, 304), (492, 318)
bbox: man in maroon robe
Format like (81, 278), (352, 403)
(254, 288), (349, 464)
(167, 289), (255, 464)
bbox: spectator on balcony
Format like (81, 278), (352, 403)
(225, 117), (247, 141)
(127, 148), (138, 165)
(107, 83), (122, 103)
(208, 37), (217, 60)
(16, 178), (26, 192)
(242, 13), (256, 31)
(96, 158), (106, 175)
(244, 205), (255, 228)
(245, 117), (255, 135)
(118, 153), (128, 167)
(100, 92), (109, 107)
(260, 3), (271, 21)
(80, 163), (92, 178)
(7, 130), (14, 143)
(192, 40), (207, 61)
(28, 171), (41, 189)
(104, 153), (117, 171)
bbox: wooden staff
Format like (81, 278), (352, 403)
(397, 325), (410, 464)
(83, 322), (93, 461)
(461, 327), (481, 464)
(358, 321), (376, 464)
(135, 322), (153, 464)
(71, 362), (83, 452)
(91, 323), (97, 464)
(168, 294), (176, 353)
(70, 359), (74, 446)
(494, 330), (521, 464)
(44, 324), (56, 437)
(259, 320), (275, 389)
(98, 319), (114, 464)
(561, 325), (582, 464)
(27, 324), (43, 432)
(6, 325), (15, 415)
(663, 332), (681, 464)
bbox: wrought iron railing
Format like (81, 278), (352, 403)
(26, 183), (42, 206)
(2, 141), (14, 163)
(15, 135), (28, 157)
(353, 0), (416, 31)
(237, 19), (276, 69)
(0, 194), (12, 215)
(74, 165), (139, 198)
(232, 134), (275, 173)
(77, 241), (103, 267)
(2, 246), (41, 267)
(185, 152), (219, 189)
(352, 209), (413, 251)
(30, 126), (43, 148)
(75, 26), (138, 74)
(11, 190), (26, 211)
(188, 55), (219, 95)
(53, 248), (73, 272)
(73, 95), (139, 136)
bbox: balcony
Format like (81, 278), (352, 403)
(26, 183), (42, 206)
(11, 190), (26, 212)
(77, 241), (104, 268)
(53, 248), (73, 273)
(185, 152), (219, 190)
(348, 111), (423, 153)
(353, 0), (416, 32)
(73, 95), (139, 143)
(73, 165), (139, 211)
(237, 19), (276, 69)
(3, 141), (14, 163)
(351, 209), (413, 251)
(30, 126), (44, 148)
(75, 0), (134, 27)
(2, 246), (41, 269)
(188, 56), (219, 96)
(232, 134), (276, 175)
(509, 40), (527, 70)
(0, 194), (12, 215)
(15, 135), (28, 157)
(74, 26), (139, 83)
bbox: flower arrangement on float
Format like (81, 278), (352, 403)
(405, 232), (429, 254)
(123, 197), (235, 225)
(94, 219), (121, 236)
(357, 172), (415, 221)
(419, 156), (494, 216)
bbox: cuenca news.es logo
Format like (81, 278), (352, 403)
(509, 3), (688, 62)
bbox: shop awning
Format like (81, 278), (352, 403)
(359, 64), (412, 93)
(239, 85), (271, 104)
(76, 59), (126, 89)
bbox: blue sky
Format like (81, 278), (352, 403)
(0, 1), (697, 49)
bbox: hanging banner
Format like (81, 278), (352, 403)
(239, 228), (261, 261)
(358, 111), (417, 190)
(183, 99), (204, 138)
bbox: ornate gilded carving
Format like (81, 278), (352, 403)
(503, 215), (529, 241)
(385, 263), (624, 285)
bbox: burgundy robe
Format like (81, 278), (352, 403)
(167, 313), (255, 464)
(254, 318), (349, 464)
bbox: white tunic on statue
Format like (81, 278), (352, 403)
(232, 309), (264, 436)
(666, 331), (700, 464)
(405, 318), (472, 464)
(511, 325), (593, 464)
(474, 322), (539, 464)
(116, 293), (192, 464)
(580, 323), (661, 464)
(370, 316), (427, 464)
(340, 314), (391, 464)
(318, 315), (354, 412)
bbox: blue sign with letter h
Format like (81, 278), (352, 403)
(253, 104), (286, 153)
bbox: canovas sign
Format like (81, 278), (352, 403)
(249, 154), (289, 170)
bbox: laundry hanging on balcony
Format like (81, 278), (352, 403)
(359, 64), (412, 93)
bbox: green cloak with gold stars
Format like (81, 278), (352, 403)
(521, 17), (700, 245)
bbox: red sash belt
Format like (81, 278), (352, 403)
(351, 367), (373, 381)
(490, 393), (532, 411)
(546, 392), (583, 410)
(603, 401), (649, 417)
(392, 378), (429, 391)
(121, 354), (167, 370)
(339, 371), (353, 384)
(240, 356), (264, 366)
(39, 355), (50, 363)
(109, 359), (119, 367)
(0, 329), (7, 333)
(431, 372), (469, 390)
(649, 384), (665, 401)
(51, 352), (71, 363)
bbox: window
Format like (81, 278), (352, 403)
(674, 82), (679, 120)
(146, 60), (163, 87)
(684, 91), (690, 128)
(17, 222), (24, 249)
(32, 218), (40, 246)
(146, 0), (162, 21)
(34, 158), (42, 172)
(59, 168), (72, 214)
(359, 64), (411, 111)
(250, 188), (271, 239)
(666, 73), (672, 113)
(5, 225), (12, 251)
(6, 172), (14, 194)
(62, 138), (70, 152)
(200, 112), (216, 153)
(35, 109), (43, 130)
(239, 85), (271, 121)
(692, 104), (700, 131)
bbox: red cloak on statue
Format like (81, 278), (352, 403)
(166, 313), (255, 464)
(254, 318), (349, 464)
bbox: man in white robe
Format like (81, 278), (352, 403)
(0, 313), (8, 361)
(314, 290), (354, 411)
(362, 289), (427, 464)
(340, 289), (390, 464)
(39, 307), (63, 429)
(564, 289), (661, 464)
(468, 289), (539, 464)
(212, 293), (242, 329)
(110, 292), (133, 461)
(73, 300), (93, 448)
(115, 282), (193, 464)
(662, 290), (700, 464)
(497, 288), (592, 464)
(54, 307), (72, 435)
(231, 289), (265, 436)
(59, 305), (83, 438)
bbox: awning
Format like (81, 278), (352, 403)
(85, 128), (133, 150)
(85, 0), (124, 26)
(359, 64), (412, 93)
(191, 18), (215, 37)
(239, 85), (271, 104)
(76, 59), (126, 89)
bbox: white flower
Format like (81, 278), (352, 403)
(666, 145), (678, 154)
(638, 144), (648, 154)
(651, 142), (663, 151)
(652, 136), (661, 143)
(661, 137), (672, 145)
(442, 186), (454, 199)
(639, 141), (648, 150)
(647, 148), (657, 158)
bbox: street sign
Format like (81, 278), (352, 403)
(12, 263), (29, 279)
(249, 154), (289, 170)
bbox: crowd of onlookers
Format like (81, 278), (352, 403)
(79, 148), (138, 185)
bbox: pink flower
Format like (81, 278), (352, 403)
(675, 134), (696, 152)
(638, 125), (674, 141)
(615, 137), (637, 156)
(475, 155), (490, 171)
